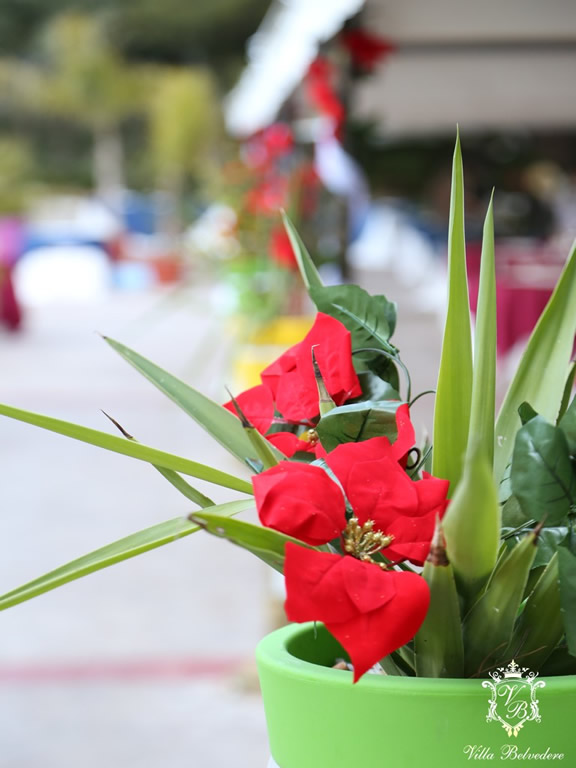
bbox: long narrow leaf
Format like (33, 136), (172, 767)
(432, 131), (473, 493)
(102, 411), (214, 508)
(0, 403), (253, 494)
(154, 466), (215, 507)
(103, 336), (285, 468)
(282, 211), (324, 291)
(494, 240), (576, 483)
(190, 512), (313, 573)
(0, 500), (254, 610)
(468, 193), (496, 467)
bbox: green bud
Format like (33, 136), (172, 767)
(463, 531), (537, 676)
(442, 441), (501, 607)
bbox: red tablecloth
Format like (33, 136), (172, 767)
(467, 241), (569, 357)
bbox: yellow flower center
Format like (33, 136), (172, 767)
(342, 517), (394, 567)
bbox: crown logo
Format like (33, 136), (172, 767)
(503, 660), (523, 679)
(483, 660), (546, 738)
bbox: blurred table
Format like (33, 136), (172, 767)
(467, 240), (569, 357)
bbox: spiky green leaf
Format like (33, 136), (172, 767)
(0, 500), (254, 610)
(432, 131), (472, 493)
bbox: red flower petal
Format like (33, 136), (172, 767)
(261, 313), (361, 422)
(265, 432), (317, 458)
(391, 403), (416, 463)
(223, 384), (274, 434)
(326, 437), (449, 566)
(284, 543), (430, 681)
(326, 436), (393, 490)
(339, 452), (420, 521)
(253, 463), (346, 546)
(284, 543), (395, 623)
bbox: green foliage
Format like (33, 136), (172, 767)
(508, 554), (564, 670)
(558, 542), (576, 658)
(511, 414), (576, 525)
(432, 132), (473, 493)
(282, 212), (324, 292)
(189, 512), (313, 573)
(317, 400), (402, 453)
(559, 394), (576, 455)
(104, 336), (284, 469)
(415, 528), (464, 678)
(463, 532), (537, 676)
(467, 193), (496, 467)
(442, 441), (501, 605)
(0, 499), (254, 610)
(147, 66), (220, 180)
(0, 402), (253, 494)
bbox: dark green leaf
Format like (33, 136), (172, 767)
(0, 500), (254, 611)
(501, 495), (529, 527)
(104, 337), (285, 469)
(308, 283), (399, 387)
(558, 541), (576, 657)
(316, 400), (402, 453)
(309, 284), (397, 350)
(559, 394), (576, 455)
(511, 415), (576, 524)
(518, 401), (538, 425)
(354, 371), (400, 403)
(558, 361), (576, 421)
(534, 527), (569, 568)
(540, 645), (576, 676)
(189, 512), (313, 573)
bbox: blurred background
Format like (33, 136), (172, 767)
(0, 1), (575, 766)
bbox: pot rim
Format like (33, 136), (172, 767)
(256, 622), (576, 694)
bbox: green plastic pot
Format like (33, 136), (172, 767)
(256, 623), (576, 768)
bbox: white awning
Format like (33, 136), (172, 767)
(225, 0), (365, 136)
(226, 0), (576, 137)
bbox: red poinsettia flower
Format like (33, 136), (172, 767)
(261, 313), (362, 422)
(325, 440), (448, 566)
(254, 424), (448, 565)
(223, 313), (362, 458)
(284, 542), (430, 681)
(253, 424), (447, 680)
(255, 462), (346, 546)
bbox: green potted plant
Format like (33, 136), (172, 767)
(0, 135), (575, 767)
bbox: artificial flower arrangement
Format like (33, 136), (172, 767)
(1, 135), (576, 684)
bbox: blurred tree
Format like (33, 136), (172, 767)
(34, 12), (148, 202)
(0, 0), (270, 80)
(147, 66), (221, 236)
(0, 136), (33, 213)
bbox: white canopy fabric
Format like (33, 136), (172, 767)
(226, 0), (576, 137)
(225, 0), (365, 136)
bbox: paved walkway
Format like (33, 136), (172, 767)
(0, 270), (445, 768)
(0, 287), (270, 768)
